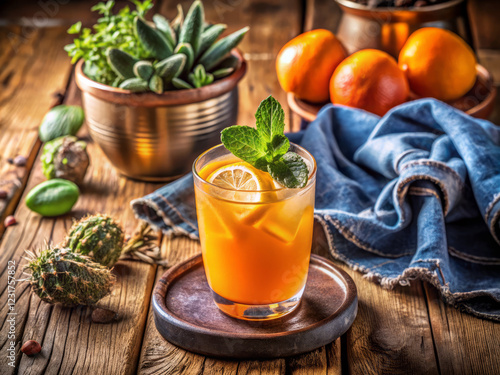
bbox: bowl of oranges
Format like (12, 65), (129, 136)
(277, 27), (496, 122)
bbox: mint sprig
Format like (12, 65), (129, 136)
(221, 96), (309, 188)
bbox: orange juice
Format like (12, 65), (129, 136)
(193, 144), (316, 320)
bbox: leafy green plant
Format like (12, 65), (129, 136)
(65, 0), (248, 92)
(221, 96), (309, 189)
(65, 0), (154, 86)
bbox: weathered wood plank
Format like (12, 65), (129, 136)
(137, 236), (288, 375)
(0, 78), (162, 374)
(0, 26), (72, 238)
(424, 283), (500, 375)
(309, 221), (439, 375)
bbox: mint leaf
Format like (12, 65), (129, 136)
(220, 96), (307, 188)
(267, 152), (308, 188)
(255, 96), (285, 143)
(221, 126), (267, 169)
(268, 134), (290, 160)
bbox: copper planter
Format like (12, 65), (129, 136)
(75, 50), (246, 181)
(335, 0), (473, 58)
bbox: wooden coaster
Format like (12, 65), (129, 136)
(152, 254), (358, 359)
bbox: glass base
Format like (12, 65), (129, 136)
(211, 286), (305, 321)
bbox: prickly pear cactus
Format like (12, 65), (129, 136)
(25, 247), (115, 306)
(64, 214), (125, 267)
(105, 0), (248, 93)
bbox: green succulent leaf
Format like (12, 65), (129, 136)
(153, 14), (176, 47)
(171, 4), (184, 35)
(133, 60), (154, 81)
(106, 48), (138, 79)
(197, 23), (227, 58)
(204, 72), (214, 86)
(194, 64), (206, 81)
(155, 54), (186, 83)
(135, 16), (173, 60)
(212, 55), (240, 70)
(149, 74), (164, 94)
(178, 0), (204, 55)
(174, 43), (194, 75)
(212, 67), (234, 79)
(172, 77), (194, 90)
(119, 77), (149, 92)
(203, 23), (214, 32)
(198, 26), (249, 71)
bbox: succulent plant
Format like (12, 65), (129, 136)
(106, 0), (248, 93)
(64, 214), (125, 267)
(25, 247), (115, 306)
(41, 136), (89, 185)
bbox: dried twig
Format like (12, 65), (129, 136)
(120, 222), (168, 267)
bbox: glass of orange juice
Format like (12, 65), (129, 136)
(193, 143), (316, 320)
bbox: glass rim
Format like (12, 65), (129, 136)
(192, 143), (317, 194)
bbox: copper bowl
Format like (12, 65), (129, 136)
(335, 0), (473, 58)
(288, 64), (497, 122)
(75, 49), (247, 181)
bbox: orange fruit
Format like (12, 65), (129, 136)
(330, 49), (409, 116)
(398, 27), (477, 102)
(276, 29), (347, 103)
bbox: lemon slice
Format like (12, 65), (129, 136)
(208, 163), (264, 191)
(206, 162), (276, 205)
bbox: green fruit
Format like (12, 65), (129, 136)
(25, 247), (114, 306)
(39, 105), (84, 142)
(26, 179), (79, 217)
(64, 214), (125, 267)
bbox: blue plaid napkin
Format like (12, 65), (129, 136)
(132, 98), (500, 321)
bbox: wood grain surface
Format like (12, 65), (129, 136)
(0, 0), (499, 374)
(0, 26), (72, 237)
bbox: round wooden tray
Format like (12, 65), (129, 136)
(152, 254), (358, 359)
(288, 64), (497, 122)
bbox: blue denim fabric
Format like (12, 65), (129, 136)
(132, 98), (500, 320)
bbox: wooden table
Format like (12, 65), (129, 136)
(1, 1), (499, 374)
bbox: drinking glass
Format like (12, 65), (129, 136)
(193, 143), (316, 320)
